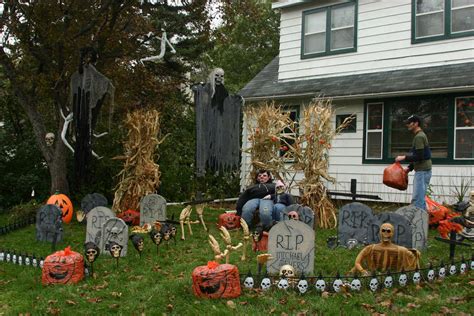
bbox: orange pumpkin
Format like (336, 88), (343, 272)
(192, 261), (241, 299)
(217, 213), (241, 230)
(42, 246), (84, 285)
(47, 193), (73, 224)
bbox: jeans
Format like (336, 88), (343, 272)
(241, 199), (274, 228)
(412, 169), (432, 211)
(272, 203), (286, 221)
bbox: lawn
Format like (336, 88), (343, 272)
(0, 203), (472, 315)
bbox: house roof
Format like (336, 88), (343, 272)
(239, 57), (474, 101)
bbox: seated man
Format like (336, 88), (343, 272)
(236, 170), (275, 230)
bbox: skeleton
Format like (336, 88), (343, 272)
(109, 242), (122, 258)
(240, 218), (250, 261)
(243, 272), (254, 289)
(412, 270), (421, 284)
(219, 226), (243, 264)
(296, 274), (309, 294)
(315, 278), (326, 292)
(179, 206), (198, 241)
(384, 275), (393, 288)
(195, 204), (208, 232)
(45, 133), (55, 147)
(398, 271), (408, 286)
(139, 30), (176, 64)
(351, 223), (421, 276)
(350, 278), (362, 291)
(208, 234), (229, 264)
(369, 277), (379, 292)
(260, 276), (272, 291)
(84, 242), (100, 264)
(279, 264), (296, 278)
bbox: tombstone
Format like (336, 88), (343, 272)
(139, 194), (167, 225)
(36, 205), (63, 243)
(81, 193), (108, 215)
(338, 202), (374, 246)
(101, 217), (128, 257)
(395, 205), (428, 250)
(281, 204), (315, 228)
(267, 220), (315, 275)
(367, 212), (413, 248)
(86, 206), (115, 247)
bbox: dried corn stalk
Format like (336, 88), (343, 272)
(291, 98), (355, 228)
(243, 102), (295, 184)
(112, 109), (163, 212)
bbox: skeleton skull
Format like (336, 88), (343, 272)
(32, 257), (37, 267)
(243, 276), (254, 289)
(12, 254), (17, 264)
(40, 258), (44, 268)
(412, 271), (421, 284)
(84, 242), (100, 263)
(109, 242), (122, 258)
(279, 264), (295, 278)
(427, 269), (435, 281)
(470, 258), (474, 270)
(369, 278), (379, 292)
(277, 278), (289, 290)
(18, 255), (22, 265)
(315, 279), (326, 292)
(380, 223), (394, 243)
(0, 252), (4, 261)
(25, 256), (31, 266)
(297, 279), (309, 294)
(449, 264), (456, 275)
(399, 273), (408, 286)
(213, 68), (224, 85)
(45, 132), (55, 146)
(260, 277), (272, 291)
(460, 262), (467, 274)
(350, 279), (362, 291)
(288, 211), (299, 221)
(438, 266), (446, 279)
(384, 276), (393, 288)
(6, 253), (11, 262)
(346, 239), (358, 250)
(333, 279), (343, 293)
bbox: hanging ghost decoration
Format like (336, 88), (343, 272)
(193, 68), (242, 176)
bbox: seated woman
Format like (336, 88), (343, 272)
(263, 180), (294, 222)
(236, 170), (275, 230)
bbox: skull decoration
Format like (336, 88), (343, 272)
(350, 278), (362, 291)
(25, 255), (31, 266)
(296, 274), (309, 294)
(161, 224), (172, 241)
(460, 262), (467, 274)
(438, 265), (446, 279)
(380, 223), (394, 243)
(332, 278), (343, 293)
(0, 250), (4, 262)
(84, 242), (100, 264)
(412, 271), (421, 284)
(170, 225), (177, 239)
(32, 256), (38, 267)
(449, 263), (456, 275)
(427, 265), (435, 281)
(315, 277), (326, 292)
(260, 276), (272, 291)
(288, 211), (299, 221)
(12, 252), (17, 264)
(470, 256), (474, 270)
(252, 224), (264, 243)
(108, 242), (122, 258)
(18, 254), (23, 265)
(150, 228), (163, 246)
(243, 271), (254, 289)
(213, 68), (225, 85)
(45, 132), (55, 146)
(279, 264), (296, 278)
(277, 278), (290, 290)
(39, 257), (44, 268)
(6, 252), (11, 262)
(130, 234), (144, 254)
(399, 272), (408, 286)
(346, 239), (358, 250)
(369, 277), (379, 292)
(384, 275), (393, 288)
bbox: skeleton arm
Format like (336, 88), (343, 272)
(60, 109), (75, 154)
(240, 219), (250, 261)
(140, 31), (176, 64)
(208, 235), (228, 263)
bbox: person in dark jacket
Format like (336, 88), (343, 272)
(263, 180), (294, 221)
(236, 170), (275, 229)
(395, 114), (432, 211)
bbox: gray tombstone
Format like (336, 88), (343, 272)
(86, 206), (115, 247)
(280, 204), (315, 228)
(395, 205), (428, 250)
(367, 212), (413, 248)
(81, 193), (108, 214)
(338, 202), (375, 246)
(101, 217), (128, 257)
(267, 220), (315, 275)
(139, 194), (167, 225)
(36, 205), (63, 243)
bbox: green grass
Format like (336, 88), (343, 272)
(0, 205), (472, 315)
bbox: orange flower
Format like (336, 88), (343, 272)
(319, 139), (326, 145)
(207, 261), (219, 269)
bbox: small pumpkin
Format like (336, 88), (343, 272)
(192, 261), (241, 299)
(42, 246), (84, 285)
(217, 212), (241, 230)
(47, 192), (73, 224)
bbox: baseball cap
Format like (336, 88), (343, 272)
(404, 114), (422, 125)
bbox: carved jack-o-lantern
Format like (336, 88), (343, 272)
(118, 209), (140, 226)
(42, 246), (84, 285)
(217, 212), (241, 230)
(192, 261), (241, 299)
(47, 193), (74, 224)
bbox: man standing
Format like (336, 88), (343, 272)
(395, 115), (432, 211)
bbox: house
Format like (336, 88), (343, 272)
(239, 0), (474, 204)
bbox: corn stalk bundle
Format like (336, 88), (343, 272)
(291, 98), (355, 228)
(243, 102), (295, 184)
(112, 109), (163, 212)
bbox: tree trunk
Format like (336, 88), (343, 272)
(49, 153), (70, 195)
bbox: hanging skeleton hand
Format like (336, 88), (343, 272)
(179, 205), (192, 240)
(208, 234), (228, 263)
(140, 31), (176, 64)
(240, 219), (250, 261)
(195, 204), (208, 232)
(219, 226), (243, 264)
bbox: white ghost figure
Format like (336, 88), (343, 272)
(297, 279), (309, 294)
(384, 275), (393, 288)
(398, 273), (408, 287)
(369, 278), (379, 292)
(350, 279), (362, 291)
(260, 277), (271, 291)
(315, 279), (326, 292)
(243, 276), (254, 289)
(277, 278), (289, 290)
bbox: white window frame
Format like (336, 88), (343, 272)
(454, 96), (474, 160)
(365, 102), (384, 160)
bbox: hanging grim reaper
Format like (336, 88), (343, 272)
(61, 48), (115, 185)
(193, 68), (242, 176)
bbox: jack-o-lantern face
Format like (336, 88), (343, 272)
(42, 246), (84, 285)
(192, 262), (241, 299)
(47, 193), (73, 224)
(218, 213), (241, 230)
(118, 210), (140, 226)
